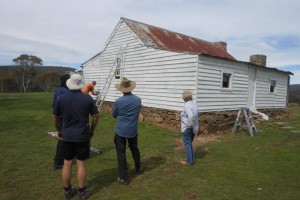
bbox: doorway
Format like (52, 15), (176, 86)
(247, 67), (256, 108)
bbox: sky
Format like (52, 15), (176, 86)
(0, 0), (299, 84)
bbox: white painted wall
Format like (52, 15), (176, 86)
(82, 54), (101, 92)
(197, 55), (249, 112)
(83, 22), (289, 113)
(255, 68), (288, 108)
(247, 67), (257, 108)
(83, 21), (198, 111)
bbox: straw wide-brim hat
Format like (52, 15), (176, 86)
(66, 74), (85, 90)
(115, 77), (136, 93)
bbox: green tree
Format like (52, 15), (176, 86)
(0, 67), (19, 92)
(34, 72), (60, 92)
(12, 54), (43, 92)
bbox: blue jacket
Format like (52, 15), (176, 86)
(112, 92), (141, 138)
(52, 86), (69, 108)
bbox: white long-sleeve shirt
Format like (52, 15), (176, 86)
(180, 100), (199, 135)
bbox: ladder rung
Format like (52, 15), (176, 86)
(97, 46), (126, 112)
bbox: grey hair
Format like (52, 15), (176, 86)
(182, 90), (193, 102)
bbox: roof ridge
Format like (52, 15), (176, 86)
(121, 17), (213, 45)
(121, 17), (236, 60)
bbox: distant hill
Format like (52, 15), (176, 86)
(0, 65), (76, 75)
(37, 66), (77, 76)
(289, 84), (300, 91)
(289, 84), (300, 104)
(0, 65), (77, 92)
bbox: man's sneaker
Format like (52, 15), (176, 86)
(54, 163), (63, 170)
(78, 189), (92, 200)
(64, 187), (77, 200)
(136, 166), (143, 175)
(117, 177), (129, 185)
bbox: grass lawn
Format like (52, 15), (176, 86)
(0, 93), (299, 200)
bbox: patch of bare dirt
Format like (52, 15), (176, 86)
(187, 192), (198, 200)
(175, 134), (221, 152)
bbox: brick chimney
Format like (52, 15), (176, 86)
(250, 54), (267, 67)
(213, 41), (227, 51)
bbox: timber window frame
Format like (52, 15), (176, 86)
(115, 58), (121, 79)
(220, 71), (233, 90)
(269, 79), (277, 93)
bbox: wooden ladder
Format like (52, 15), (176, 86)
(95, 46), (126, 111)
(232, 107), (258, 136)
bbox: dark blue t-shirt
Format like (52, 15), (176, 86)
(53, 90), (99, 142)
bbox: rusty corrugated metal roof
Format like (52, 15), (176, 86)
(122, 18), (236, 60)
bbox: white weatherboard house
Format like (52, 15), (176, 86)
(81, 18), (293, 132)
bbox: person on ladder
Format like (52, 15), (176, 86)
(82, 81), (99, 96)
(82, 80), (102, 154)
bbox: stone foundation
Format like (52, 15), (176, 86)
(101, 101), (291, 134)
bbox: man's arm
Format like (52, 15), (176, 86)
(184, 106), (194, 127)
(52, 90), (57, 108)
(90, 84), (96, 95)
(112, 101), (119, 118)
(52, 115), (61, 132)
(90, 115), (99, 137)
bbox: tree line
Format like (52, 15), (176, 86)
(0, 54), (75, 93)
(289, 84), (300, 104)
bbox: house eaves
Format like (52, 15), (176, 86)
(248, 62), (294, 75)
(81, 52), (101, 66)
(199, 54), (293, 76)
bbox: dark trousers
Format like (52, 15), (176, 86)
(54, 117), (64, 166)
(54, 139), (64, 166)
(114, 134), (141, 181)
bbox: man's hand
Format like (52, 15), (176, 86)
(90, 115), (99, 139)
(90, 130), (94, 138)
(58, 132), (62, 140)
(52, 116), (61, 135)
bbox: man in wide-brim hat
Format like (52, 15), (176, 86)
(112, 77), (143, 185)
(53, 74), (99, 199)
(115, 77), (136, 93)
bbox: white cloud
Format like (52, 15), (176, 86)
(276, 66), (300, 85)
(289, 70), (300, 85)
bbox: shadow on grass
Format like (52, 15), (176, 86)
(88, 156), (166, 195)
(139, 156), (166, 174)
(194, 147), (208, 159)
(99, 146), (115, 154)
(88, 167), (117, 194)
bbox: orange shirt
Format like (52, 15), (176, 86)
(82, 83), (96, 95)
